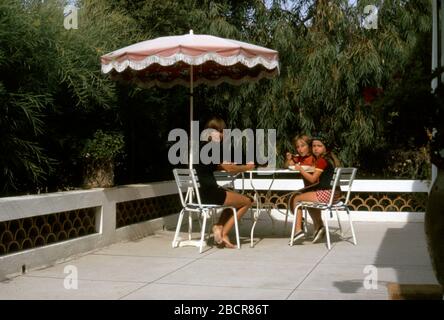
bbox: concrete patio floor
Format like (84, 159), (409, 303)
(0, 218), (439, 300)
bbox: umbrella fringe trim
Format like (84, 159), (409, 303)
(117, 70), (279, 88)
(101, 53), (279, 74)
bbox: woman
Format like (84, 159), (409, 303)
(290, 134), (341, 243)
(195, 117), (254, 248)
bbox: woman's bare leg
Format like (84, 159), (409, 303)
(217, 208), (233, 226)
(219, 191), (253, 248)
(213, 208), (232, 244)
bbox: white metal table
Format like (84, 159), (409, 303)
(216, 167), (314, 247)
(243, 168), (304, 247)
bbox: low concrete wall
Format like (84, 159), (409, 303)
(0, 182), (177, 281)
(0, 178), (429, 281)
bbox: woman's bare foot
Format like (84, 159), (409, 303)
(221, 235), (236, 249)
(212, 225), (223, 245)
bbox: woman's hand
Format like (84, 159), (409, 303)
(219, 162), (255, 173)
(245, 162), (255, 171)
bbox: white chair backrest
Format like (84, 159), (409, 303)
(328, 167), (357, 206)
(172, 168), (203, 208)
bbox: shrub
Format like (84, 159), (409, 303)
(81, 130), (124, 188)
(82, 130), (124, 164)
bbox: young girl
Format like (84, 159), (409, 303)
(284, 134), (316, 187)
(195, 117), (255, 248)
(290, 134), (341, 244)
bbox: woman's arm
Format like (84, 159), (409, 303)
(294, 163), (322, 184)
(218, 162), (255, 173)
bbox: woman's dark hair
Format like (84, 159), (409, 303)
(203, 117), (226, 142)
(204, 117), (226, 132)
(311, 133), (341, 167)
(311, 132), (331, 150)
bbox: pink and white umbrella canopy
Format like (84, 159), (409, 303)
(101, 30), (279, 168)
(101, 30), (279, 88)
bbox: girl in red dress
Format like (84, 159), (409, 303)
(284, 134), (316, 187)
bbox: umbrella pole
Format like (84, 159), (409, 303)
(189, 64), (194, 171)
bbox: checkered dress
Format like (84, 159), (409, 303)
(315, 189), (341, 203)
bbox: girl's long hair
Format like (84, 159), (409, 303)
(292, 134), (312, 149)
(326, 151), (341, 168)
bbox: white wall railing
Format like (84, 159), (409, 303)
(0, 181), (178, 281)
(217, 176), (429, 223)
(0, 178), (430, 280)
(217, 176), (430, 193)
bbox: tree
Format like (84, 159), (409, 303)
(0, 0), (139, 194)
(105, 0), (433, 174)
(205, 0), (431, 171)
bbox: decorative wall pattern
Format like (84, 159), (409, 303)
(246, 191), (427, 213)
(0, 207), (97, 256)
(116, 194), (182, 228)
(348, 193), (427, 212)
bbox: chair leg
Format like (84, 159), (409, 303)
(284, 204), (289, 234)
(284, 196), (292, 235)
(290, 204), (302, 246)
(303, 207), (308, 233)
(267, 205), (275, 235)
(346, 207), (357, 245)
(250, 206), (255, 222)
(188, 212), (193, 240)
(172, 209), (185, 248)
(233, 208), (240, 249)
(284, 203), (290, 232)
(199, 210), (208, 253)
(250, 196), (261, 248)
(324, 210), (331, 250)
(207, 209), (214, 240)
(250, 218), (257, 248)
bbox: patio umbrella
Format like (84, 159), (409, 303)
(100, 30), (279, 169)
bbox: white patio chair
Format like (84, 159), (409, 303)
(289, 167), (358, 250)
(172, 168), (240, 253)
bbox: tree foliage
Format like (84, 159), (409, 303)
(0, 0), (435, 195)
(0, 0), (139, 194)
(202, 0), (432, 169)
